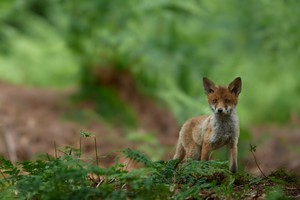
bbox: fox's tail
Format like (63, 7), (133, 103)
(173, 141), (185, 162)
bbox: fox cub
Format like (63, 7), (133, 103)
(173, 77), (242, 173)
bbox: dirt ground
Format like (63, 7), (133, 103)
(0, 81), (299, 176)
(245, 125), (300, 175)
(0, 81), (178, 166)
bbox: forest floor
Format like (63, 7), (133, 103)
(0, 81), (299, 177)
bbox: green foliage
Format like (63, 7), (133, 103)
(55, 0), (300, 125)
(0, 156), (19, 176)
(0, 148), (299, 199)
(70, 87), (137, 128)
(1, 0), (300, 125)
(265, 187), (289, 200)
(121, 148), (154, 168)
(125, 130), (166, 160)
(0, 6), (79, 89)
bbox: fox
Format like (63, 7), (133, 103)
(173, 77), (242, 173)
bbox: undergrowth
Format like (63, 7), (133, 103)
(0, 146), (299, 199)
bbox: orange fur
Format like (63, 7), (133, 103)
(173, 77), (242, 173)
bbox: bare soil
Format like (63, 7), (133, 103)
(245, 125), (300, 175)
(0, 81), (178, 166)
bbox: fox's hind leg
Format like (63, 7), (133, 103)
(173, 141), (185, 162)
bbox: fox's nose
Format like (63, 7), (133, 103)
(217, 108), (223, 113)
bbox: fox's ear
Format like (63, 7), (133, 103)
(203, 77), (216, 94)
(228, 77), (242, 96)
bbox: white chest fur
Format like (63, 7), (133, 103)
(210, 111), (239, 147)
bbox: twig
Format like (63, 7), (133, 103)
(54, 141), (58, 159)
(1, 125), (17, 163)
(79, 137), (82, 158)
(289, 194), (300, 199)
(286, 186), (300, 190)
(46, 153), (51, 161)
(94, 137), (99, 167)
(121, 183), (127, 190)
(87, 175), (98, 184)
(0, 170), (6, 179)
(249, 146), (267, 178)
(93, 137), (101, 181)
(96, 179), (105, 188)
(203, 192), (214, 200)
(108, 178), (116, 183)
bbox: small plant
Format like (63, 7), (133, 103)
(249, 144), (267, 178)
(79, 130), (99, 167)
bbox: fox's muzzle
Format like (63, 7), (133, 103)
(212, 106), (232, 114)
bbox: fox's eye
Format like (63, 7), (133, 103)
(225, 99), (231, 103)
(212, 99), (218, 103)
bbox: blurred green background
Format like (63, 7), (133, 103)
(1, 0), (300, 165)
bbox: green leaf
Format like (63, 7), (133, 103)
(0, 156), (19, 176)
(80, 130), (94, 138)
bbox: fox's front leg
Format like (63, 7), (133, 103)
(200, 143), (211, 161)
(185, 142), (201, 161)
(228, 144), (238, 173)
